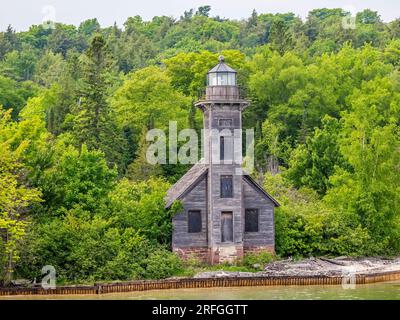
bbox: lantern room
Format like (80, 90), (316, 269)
(207, 55), (237, 86)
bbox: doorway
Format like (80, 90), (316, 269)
(221, 211), (233, 243)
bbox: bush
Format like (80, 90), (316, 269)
(266, 173), (374, 258)
(16, 207), (183, 283)
(142, 249), (183, 279)
(242, 251), (275, 269)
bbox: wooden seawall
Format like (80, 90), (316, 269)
(1, 270), (400, 297)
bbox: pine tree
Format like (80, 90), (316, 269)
(72, 35), (128, 171)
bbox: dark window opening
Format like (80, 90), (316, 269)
(220, 136), (225, 161)
(220, 175), (233, 198)
(221, 211), (233, 242)
(188, 210), (202, 233)
(245, 209), (259, 232)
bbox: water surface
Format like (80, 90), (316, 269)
(1, 280), (400, 300)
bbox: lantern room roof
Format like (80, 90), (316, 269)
(208, 55), (237, 73)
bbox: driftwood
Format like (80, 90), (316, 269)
(319, 257), (348, 266)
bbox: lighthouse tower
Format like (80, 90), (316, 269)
(195, 56), (249, 262)
(167, 56), (278, 264)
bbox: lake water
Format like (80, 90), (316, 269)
(1, 280), (400, 300)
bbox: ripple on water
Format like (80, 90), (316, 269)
(1, 281), (400, 300)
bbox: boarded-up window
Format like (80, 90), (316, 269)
(188, 210), (202, 233)
(220, 134), (233, 161)
(221, 212), (233, 242)
(245, 209), (259, 232)
(219, 118), (233, 127)
(220, 175), (233, 198)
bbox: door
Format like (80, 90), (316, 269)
(221, 212), (233, 243)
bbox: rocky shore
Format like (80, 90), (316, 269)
(194, 257), (400, 278)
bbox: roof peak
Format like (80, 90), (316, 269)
(208, 56), (237, 74)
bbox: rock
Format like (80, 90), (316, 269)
(193, 257), (400, 279)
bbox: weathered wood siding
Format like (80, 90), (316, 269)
(207, 105), (244, 246)
(206, 85), (239, 100)
(209, 165), (243, 245)
(172, 176), (208, 248)
(243, 178), (275, 247)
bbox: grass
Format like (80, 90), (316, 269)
(175, 251), (278, 277)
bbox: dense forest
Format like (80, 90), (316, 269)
(0, 6), (400, 284)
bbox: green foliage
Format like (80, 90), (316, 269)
(0, 46), (37, 81)
(40, 143), (117, 214)
(286, 115), (347, 195)
(112, 65), (189, 132)
(266, 173), (371, 257)
(18, 209), (180, 282)
(107, 177), (181, 244)
(71, 35), (127, 169)
(143, 249), (183, 279)
(0, 25), (20, 60)
(0, 109), (42, 285)
(1, 7), (400, 283)
(242, 251), (275, 270)
(325, 76), (400, 254)
(0, 76), (38, 118)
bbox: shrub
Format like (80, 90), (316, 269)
(142, 249), (183, 279)
(242, 251), (275, 269)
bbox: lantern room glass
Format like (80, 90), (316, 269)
(207, 72), (236, 86)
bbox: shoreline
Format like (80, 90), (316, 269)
(1, 257), (400, 297)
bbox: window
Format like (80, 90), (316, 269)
(220, 134), (233, 161)
(220, 175), (233, 198)
(220, 136), (225, 160)
(219, 119), (233, 127)
(207, 72), (236, 86)
(188, 210), (202, 233)
(245, 209), (259, 232)
(221, 212), (233, 242)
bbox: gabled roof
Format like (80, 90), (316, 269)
(165, 161), (208, 208)
(166, 162), (280, 208)
(243, 175), (280, 207)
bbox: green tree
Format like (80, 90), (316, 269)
(0, 46), (37, 81)
(269, 18), (293, 54)
(265, 172), (370, 257)
(286, 116), (347, 195)
(40, 143), (117, 214)
(196, 6), (211, 17)
(71, 35), (127, 169)
(78, 19), (101, 37)
(108, 177), (181, 244)
(126, 129), (163, 182)
(0, 109), (42, 285)
(356, 9), (381, 25)
(0, 25), (19, 60)
(112, 65), (189, 133)
(33, 50), (66, 87)
(325, 76), (400, 254)
(0, 75), (38, 118)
